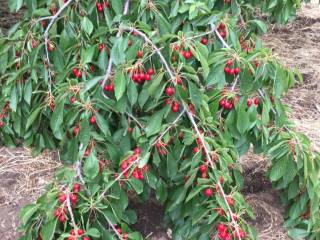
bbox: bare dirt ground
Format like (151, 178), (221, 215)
(0, 1), (319, 239)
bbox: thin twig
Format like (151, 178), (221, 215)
(43, 0), (75, 93)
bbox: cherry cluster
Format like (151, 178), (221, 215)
(115, 226), (129, 240)
(247, 98), (260, 107)
(120, 147), (149, 180)
(224, 60), (240, 76)
(216, 223), (246, 240)
(0, 102), (9, 128)
(67, 229), (89, 240)
(217, 22), (227, 39)
(219, 98), (235, 110)
(54, 183), (81, 223)
(96, 1), (110, 12)
(98, 43), (109, 54)
(130, 67), (155, 84)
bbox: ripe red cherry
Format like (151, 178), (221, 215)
(254, 97), (260, 106)
(200, 37), (208, 45)
(165, 87), (175, 96)
(89, 116), (96, 125)
(134, 147), (141, 155)
(176, 76), (182, 85)
(98, 43), (105, 52)
(226, 196), (234, 205)
(70, 194), (78, 203)
(0, 122), (4, 128)
(58, 194), (67, 203)
(75, 70), (82, 78)
(70, 96), (76, 104)
(132, 73), (139, 82)
(145, 74), (151, 81)
(193, 147), (199, 154)
(73, 127), (79, 136)
(73, 183), (81, 193)
(218, 22), (226, 30)
(183, 51), (191, 60)
(199, 164), (207, 173)
(83, 237), (90, 240)
(137, 50), (143, 58)
(217, 223), (227, 232)
(147, 68), (154, 75)
(171, 102), (180, 112)
(139, 72), (146, 81)
(78, 229), (85, 235)
(247, 99), (253, 107)
(220, 31), (227, 38)
(229, 68), (235, 75)
(128, 39), (132, 47)
(96, 3), (104, 12)
(58, 214), (66, 223)
(219, 99), (226, 108)
(219, 176), (225, 184)
(31, 39), (38, 49)
(226, 59), (233, 66)
(234, 67), (240, 74)
(224, 67), (231, 74)
(104, 84), (114, 92)
(72, 67), (79, 76)
(204, 188), (213, 197)
(70, 229), (76, 235)
(105, 1), (110, 8)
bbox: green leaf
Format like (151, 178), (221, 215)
(20, 204), (39, 225)
(110, 0), (123, 15)
(82, 17), (94, 35)
(114, 70), (126, 100)
(84, 152), (99, 180)
(138, 152), (150, 168)
(96, 112), (111, 137)
(86, 228), (101, 238)
(145, 110), (164, 137)
(236, 105), (250, 134)
(269, 157), (287, 181)
(26, 107), (42, 129)
(50, 99), (65, 140)
(129, 179), (144, 194)
(186, 185), (206, 202)
(84, 76), (104, 92)
(111, 38), (127, 65)
(192, 207), (210, 225)
(287, 228), (309, 239)
(188, 81), (202, 109)
(41, 220), (57, 240)
(81, 46), (95, 64)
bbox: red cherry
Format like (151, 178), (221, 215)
(90, 64), (95, 72)
(128, 127), (133, 133)
(70, 96), (76, 104)
(217, 223), (227, 232)
(139, 73), (146, 81)
(219, 99), (226, 108)
(75, 70), (82, 78)
(0, 122), (4, 128)
(73, 127), (79, 137)
(105, 1), (110, 8)
(226, 196), (234, 205)
(176, 77), (182, 85)
(171, 102), (180, 112)
(193, 147), (199, 154)
(218, 22), (226, 30)
(73, 183), (81, 192)
(70, 229), (76, 235)
(229, 69), (235, 75)
(200, 37), (208, 45)
(78, 229), (85, 235)
(48, 42), (55, 52)
(147, 68), (154, 75)
(219, 176), (225, 184)
(89, 116), (96, 125)
(134, 147), (141, 155)
(70, 194), (78, 203)
(184, 51), (191, 60)
(128, 39), (133, 47)
(145, 74), (151, 81)
(72, 67), (78, 75)
(98, 43), (105, 52)
(165, 87), (175, 96)
(137, 50), (143, 58)
(234, 67), (240, 74)
(199, 164), (207, 173)
(132, 73), (139, 82)
(220, 31), (227, 38)
(204, 188), (213, 197)
(83, 237), (90, 240)
(31, 39), (38, 49)
(226, 59), (233, 66)
(58, 214), (66, 223)
(247, 99), (253, 107)
(224, 67), (231, 74)
(96, 3), (104, 12)
(58, 194), (67, 203)
(254, 97), (260, 106)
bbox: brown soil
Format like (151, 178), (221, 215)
(0, 1), (319, 240)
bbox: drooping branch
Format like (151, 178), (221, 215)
(101, 0), (130, 87)
(125, 25), (243, 239)
(43, 0), (75, 93)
